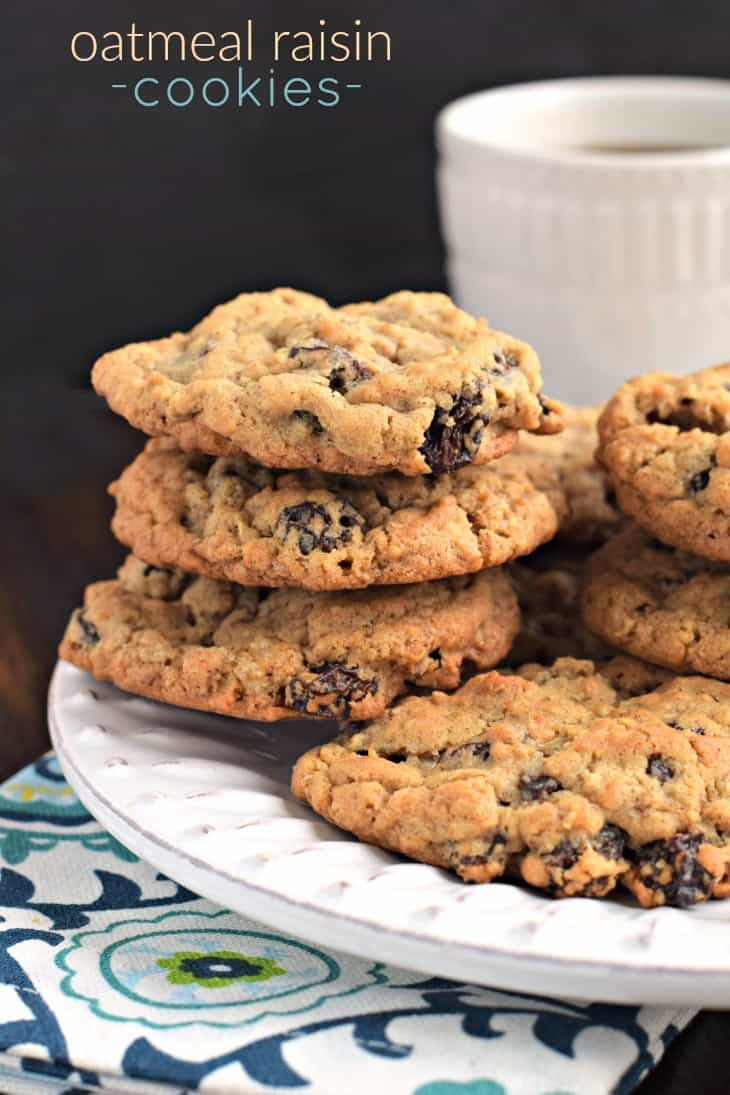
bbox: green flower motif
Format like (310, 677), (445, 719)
(57, 911), (386, 1027)
(157, 949), (286, 989)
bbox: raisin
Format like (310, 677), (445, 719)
(592, 823), (626, 860)
(540, 826), (624, 873)
(444, 740), (491, 763)
(329, 358), (373, 394)
(491, 349), (518, 371)
(275, 498), (364, 555)
(285, 661), (378, 718)
(633, 832), (715, 907)
(689, 466), (713, 493)
(291, 410), (324, 434)
(647, 406), (725, 434)
(647, 754), (675, 781)
(537, 828), (624, 896)
(459, 832), (507, 868)
(419, 381), (487, 474)
(665, 718), (704, 735)
(537, 393), (554, 417)
(76, 610), (100, 646)
(519, 773), (562, 801)
(288, 339), (331, 359)
(288, 340), (373, 394)
(543, 838), (579, 871)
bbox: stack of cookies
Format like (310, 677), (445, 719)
(61, 290), (730, 910)
(582, 364), (730, 682)
(60, 287), (566, 724)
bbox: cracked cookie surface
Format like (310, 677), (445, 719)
(292, 656), (730, 907)
(109, 438), (566, 590)
(505, 405), (620, 545)
(581, 524), (730, 680)
(597, 364), (730, 559)
(59, 557), (519, 722)
(92, 288), (561, 476)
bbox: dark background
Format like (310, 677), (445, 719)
(3, 4), (730, 1085)
(9, 0), (730, 386)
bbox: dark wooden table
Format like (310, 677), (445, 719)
(1, 380), (726, 1093)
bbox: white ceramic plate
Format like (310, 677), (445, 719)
(49, 660), (730, 1007)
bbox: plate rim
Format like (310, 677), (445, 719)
(48, 661), (730, 1006)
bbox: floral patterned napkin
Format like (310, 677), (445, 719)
(0, 755), (695, 1095)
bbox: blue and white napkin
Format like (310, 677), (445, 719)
(0, 755), (696, 1095)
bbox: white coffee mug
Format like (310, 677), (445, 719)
(437, 76), (730, 402)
